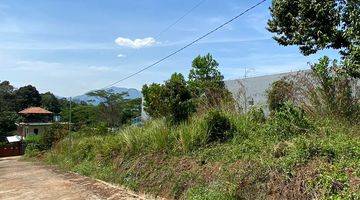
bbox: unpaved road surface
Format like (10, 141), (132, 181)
(0, 156), (154, 200)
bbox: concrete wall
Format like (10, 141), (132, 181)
(224, 71), (297, 114)
(18, 125), (49, 137)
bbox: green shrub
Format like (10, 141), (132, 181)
(267, 102), (313, 139)
(77, 123), (109, 137)
(24, 134), (43, 154)
(186, 185), (236, 200)
(0, 141), (7, 147)
(25, 134), (41, 144)
(248, 107), (266, 123)
(267, 80), (294, 112)
(205, 110), (233, 143)
(40, 123), (69, 150)
(24, 143), (41, 157)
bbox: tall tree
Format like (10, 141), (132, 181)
(0, 111), (20, 138)
(188, 54), (231, 108)
(188, 53), (226, 96)
(165, 73), (195, 124)
(142, 73), (195, 123)
(41, 92), (61, 114)
(61, 104), (100, 128)
(267, 0), (359, 78)
(15, 85), (41, 111)
(0, 81), (16, 112)
(87, 90), (130, 127)
(142, 83), (169, 118)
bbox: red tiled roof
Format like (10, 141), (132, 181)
(18, 107), (53, 114)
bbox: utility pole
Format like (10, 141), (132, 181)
(243, 67), (255, 113)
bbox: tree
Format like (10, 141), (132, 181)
(142, 73), (195, 123)
(188, 53), (226, 96)
(122, 98), (142, 123)
(41, 92), (61, 114)
(87, 90), (133, 127)
(60, 105), (100, 129)
(142, 83), (169, 118)
(0, 81), (16, 112)
(268, 0), (359, 78)
(164, 73), (195, 124)
(267, 80), (294, 112)
(15, 85), (41, 111)
(310, 57), (356, 118)
(188, 54), (231, 108)
(0, 111), (20, 138)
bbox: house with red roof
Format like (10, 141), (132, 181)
(16, 107), (54, 137)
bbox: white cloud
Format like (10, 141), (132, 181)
(114, 37), (157, 49)
(117, 54), (126, 58)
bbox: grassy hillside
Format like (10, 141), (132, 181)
(36, 105), (360, 199)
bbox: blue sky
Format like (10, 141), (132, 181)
(0, 0), (339, 96)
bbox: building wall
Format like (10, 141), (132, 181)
(224, 72), (297, 114)
(27, 125), (48, 136)
(18, 125), (50, 137)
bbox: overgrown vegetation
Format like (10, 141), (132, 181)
(142, 53), (231, 124)
(24, 1), (360, 199)
(26, 55), (359, 199)
(38, 107), (359, 199)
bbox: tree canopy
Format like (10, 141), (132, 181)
(87, 90), (140, 127)
(268, 0), (359, 78)
(142, 83), (169, 118)
(142, 73), (195, 123)
(15, 85), (42, 111)
(188, 53), (226, 96)
(41, 92), (61, 114)
(164, 73), (195, 124)
(142, 54), (231, 122)
(0, 81), (16, 112)
(0, 111), (20, 138)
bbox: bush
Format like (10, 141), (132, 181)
(77, 123), (109, 137)
(40, 123), (68, 150)
(248, 107), (266, 123)
(24, 143), (41, 157)
(267, 80), (294, 112)
(25, 134), (41, 144)
(267, 102), (313, 139)
(205, 110), (233, 143)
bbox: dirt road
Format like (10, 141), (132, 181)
(0, 156), (153, 200)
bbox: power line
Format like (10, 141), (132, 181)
(156, 0), (207, 38)
(116, 0), (207, 65)
(115, 0), (206, 65)
(103, 0), (267, 89)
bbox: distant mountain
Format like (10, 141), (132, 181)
(72, 87), (141, 105)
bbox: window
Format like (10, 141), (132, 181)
(34, 128), (39, 135)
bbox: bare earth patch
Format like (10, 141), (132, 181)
(0, 156), (157, 200)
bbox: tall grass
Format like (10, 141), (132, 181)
(42, 107), (360, 199)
